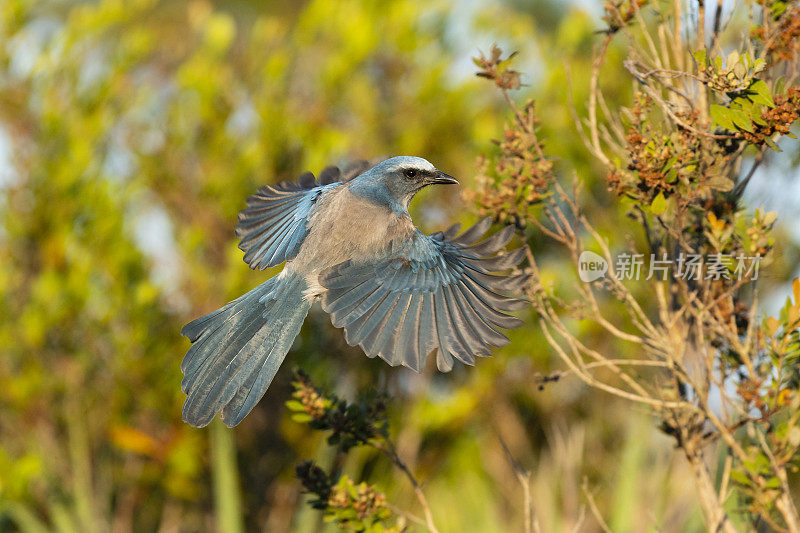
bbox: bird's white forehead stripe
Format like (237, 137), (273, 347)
(381, 156), (436, 173)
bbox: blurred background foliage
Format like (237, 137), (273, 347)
(0, 0), (797, 532)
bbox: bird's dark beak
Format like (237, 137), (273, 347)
(431, 171), (459, 185)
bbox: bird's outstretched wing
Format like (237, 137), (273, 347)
(235, 161), (371, 270)
(319, 218), (529, 372)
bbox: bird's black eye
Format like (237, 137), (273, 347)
(403, 168), (417, 179)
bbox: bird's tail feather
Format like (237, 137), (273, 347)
(180, 272), (311, 427)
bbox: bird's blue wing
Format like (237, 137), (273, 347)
(235, 171), (341, 270)
(319, 218), (529, 372)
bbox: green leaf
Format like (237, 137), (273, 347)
(751, 104), (767, 126)
(730, 109), (753, 132)
(775, 75), (786, 94)
(497, 50), (519, 71)
(765, 316), (780, 337)
(749, 79), (775, 107)
(291, 413), (313, 423)
(650, 192), (667, 215)
(764, 137), (782, 152)
(666, 167), (678, 183)
(726, 50), (740, 70)
(793, 278), (800, 304)
(285, 400), (306, 411)
(735, 97), (753, 114)
(730, 470), (751, 486)
(770, 2), (788, 18)
(710, 105), (735, 130)
(692, 49), (707, 66)
(706, 174), (734, 191)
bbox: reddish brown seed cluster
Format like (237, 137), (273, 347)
(474, 44), (522, 91)
(327, 479), (389, 522)
(605, 93), (729, 204)
(740, 87), (800, 145)
(292, 372), (328, 419)
(464, 100), (554, 227)
(602, 0), (650, 33)
(751, 4), (800, 61)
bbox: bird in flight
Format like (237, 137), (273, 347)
(180, 156), (528, 427)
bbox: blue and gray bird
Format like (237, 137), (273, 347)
(180, 156), (528, 427)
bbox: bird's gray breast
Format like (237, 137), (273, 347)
(286, 186), (415, 300)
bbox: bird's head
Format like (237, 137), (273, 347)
(349, 156), (458, 215)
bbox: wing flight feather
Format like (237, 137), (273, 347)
(319, 218), (528, 372)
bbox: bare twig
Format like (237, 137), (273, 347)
(498, 437), (540, 533)
(756, 431), (800, 532)
(374, 440), (439, 533)
(385, 502), (427, 529)
(623, 60), (734, 140)
(682, 441), (738, 533)
(581, 478), (612, 533)
(588, 34), (614, 167)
